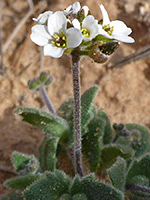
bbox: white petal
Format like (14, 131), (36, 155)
(44, 44), (65, 58)
(66, 28), (82, 48)
(72, 19), (81, 30)
(64, 5), (72, 15)
(111, 34), (135, 43)
(82, 6), (89, 17)
(82, 15), (99, 40)
(72, 2), (81, 14)
(33, 11), (53, 25)
(48, 11), (67, 35)
(30, 25), (51, 46)
(110, 20), (132, 35)
(99, 4), (110, 26)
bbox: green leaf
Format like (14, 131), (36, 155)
(4, 174), (41, 190)
(98, 109), (114, 144)
(15, 107), (69, 139)
(82, 109), (104, 172)
(98, 144), (133, 173)
(70, 174), (124, 200)
(125, 124), (150, 158)
(129, 175), (149, 187)
(108, 157), (127, 192)
(58, 194), (72, 200)
(1, 191), (23, 200)
(12, 151), (39, 175)
(57, 98), (74, 122)
(73, 193), (87, 200)
(24, 170), (71, 200)
(126, 153), (150, 183)
(39, 136), (59, 171)
(81, 86), (98, 129)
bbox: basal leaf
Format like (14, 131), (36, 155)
(98, 144), (133, 173)
(81, 86), (98, 129)
(126, 153), (150, 183)
(24, 170), (71, 200)
(70, 174), (124, 200)
(82, 109), (104, 172)
(15, 107), (69, 139)
(39, 136), (59, 171)
(108, 157), (126, 192)
(4, 174), (41, 190)
(12, 151), (39, 175)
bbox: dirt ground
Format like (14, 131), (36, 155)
(0, 0), (150, 195)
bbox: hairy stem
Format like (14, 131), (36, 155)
(40, 87), (56, 115)
(71, 49), (84, 177)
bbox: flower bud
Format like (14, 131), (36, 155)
(89, 41), (120, 63)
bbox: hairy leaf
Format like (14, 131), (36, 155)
(39, 136), (59, 171)
(81, 86), (98, 129)
(108, 157), (126, 192)
(98, 144), (133, 173)
(1, 191), (23, 200)
(82, 109), (104, 172)
(12, 151), (39, 175)
(70, 174), (124, 200)
(24, 170), (71, 200)
(126, 153), (150, 183)
(4, 174), (41, 190)
(15, 107), (69, 140)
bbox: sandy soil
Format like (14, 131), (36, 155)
(0, 0), (150, 194)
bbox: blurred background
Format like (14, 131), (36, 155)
(0, 0), (150, 194)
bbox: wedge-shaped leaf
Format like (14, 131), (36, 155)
(12, 151), (39, 175)
(70, 174), (124, 200)
(57, 98), (74, 122)
(15, 107), (69, 139)
(39, 136), (59, 171)
(58, 194), (72, 200)
(98, 144), (133, 173)
(68, 87), (99, 145)
(24, 170), (71, 200)
(81, 86), (98, 129)
(126, 153), (150, 183)
(1, 191), (23, 200)
(82, 109), (104, 172)
(73, 193), (87, 200)
(4, 174), (41, 190)
(97, 109), (114, 144)
(125, 124), (150, 158)
(108, 157), (126, 192)
(129, 175), (149, 187)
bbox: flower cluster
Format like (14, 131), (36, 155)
(30, 2), (134, 59)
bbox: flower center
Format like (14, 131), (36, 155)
(81, 28), (90, 38)
(103, 24), (114, 35)
(51, 31), (67, 48)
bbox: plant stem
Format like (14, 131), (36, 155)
(40, 86), (56, 115)
(71, 49), (84, 177)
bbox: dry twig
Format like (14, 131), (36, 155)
(106, 45), (150, 70)
(27, 0), (34, 9)
(2, 1), (47, 53)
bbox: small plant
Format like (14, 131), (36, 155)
(2, 2), (150, 200)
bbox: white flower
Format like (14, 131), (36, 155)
(33, 11), (53, 25)
(99, 4), (135, 43)
(64, 2), (81, 16)
(72, 15), (99, 41)
(30, 11), (82, 58)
